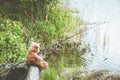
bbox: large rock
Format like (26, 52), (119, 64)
(0, 62), (40, 80)
(85, 69), (120, 80)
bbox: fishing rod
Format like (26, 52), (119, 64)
(38, 21), (109, 54)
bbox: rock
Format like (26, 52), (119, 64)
(25, 66), (40, 80)
(60, 67), (87, 80)
(60, 68), (120, 80)
(4, 62), (28, 80)
(85, 69), (120, 80)
(0, 62), (40, 80)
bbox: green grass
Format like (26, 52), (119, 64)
(40, 67), (64, 80)
(40, 68), (56, 80)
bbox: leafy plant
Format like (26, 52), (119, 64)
(0, 19), (27, 62)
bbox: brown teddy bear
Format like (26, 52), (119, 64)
(26, 42), (48, 69)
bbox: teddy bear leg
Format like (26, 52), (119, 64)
(37, 61), (48, 69)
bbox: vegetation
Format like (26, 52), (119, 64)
(0, 19), (27, 62)
(0, 0), (84, 79)
(40, 68), (64, 80)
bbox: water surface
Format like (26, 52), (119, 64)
(70, 0), (120, 72)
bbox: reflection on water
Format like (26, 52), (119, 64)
(70, 0), (120, 72)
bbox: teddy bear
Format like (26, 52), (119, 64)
(26, 42), (48, 69)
